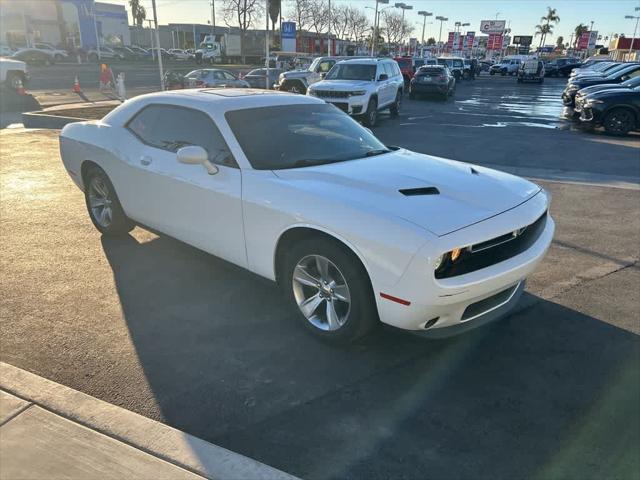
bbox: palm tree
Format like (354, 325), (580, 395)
(535, 23), (553, 47)
(537, 6), (560, 47)
(129, 0), (146, 27)
(556, 35), (564, 48)
(573, 23), (589, 47)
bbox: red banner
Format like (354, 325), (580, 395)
(447, 32), (456, 51)
(466, 32), (475, 50)
(577, 31), (590, 50)
(487, 33), (504, 50)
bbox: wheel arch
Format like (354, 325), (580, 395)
(604, 104), (639, 125)
(80, 159), (102, 189)
(273, 225), (374, 292)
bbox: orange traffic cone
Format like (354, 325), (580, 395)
(15, 78), (26, 96)
(73, 75), (82, 93)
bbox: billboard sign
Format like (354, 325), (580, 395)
(446, 31), (458, 51)
(466, 31), (475, 50)
(577, 31), (598, 50)
(513, 35), (532, 46)
(480, 20), (506, 34)
(281, 21), (296, 52)
(487, 33), (504, 50)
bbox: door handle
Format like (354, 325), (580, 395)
(140, 156), (152, 166)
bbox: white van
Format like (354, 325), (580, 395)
(490, 55), (533, 76)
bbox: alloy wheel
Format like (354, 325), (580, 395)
(606, 111), (633, 134)
(88, 177), (113, 228)
(292, 255), (351, 331)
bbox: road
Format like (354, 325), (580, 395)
(1, 76), (639, 479)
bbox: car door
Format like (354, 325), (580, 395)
(378, 63), (392, 106)
(121, 104), (246, 267)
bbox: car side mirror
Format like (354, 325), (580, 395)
(177, 146), (219, 175)
(320, 72), (327, 78)
(378, 74), (388, 81)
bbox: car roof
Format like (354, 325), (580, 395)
(337, 58), (392, 65)
(102, 89), (324, 125)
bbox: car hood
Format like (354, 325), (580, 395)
(577, 82), (625, 96)
(282, 69), (312, 79)
(1, 58), (26, 68)
(587, 87), (637, 99)
(572, 77), (619, 87)
(311, 80), (373, 90)
(273, 150), (541, 237)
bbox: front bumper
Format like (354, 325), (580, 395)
(562, 89), (578, 106)
(373, 191), (554, 334)
(310, 94), (368, 115)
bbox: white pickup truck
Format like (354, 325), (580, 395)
(0, 57), (29, 89)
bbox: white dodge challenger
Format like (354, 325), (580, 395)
(59, 89), (554, 342)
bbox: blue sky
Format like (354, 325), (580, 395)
(116, 0), (640, 44)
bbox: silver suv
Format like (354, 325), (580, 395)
(307, 58), (404, 127)
(275, 56), (357, 94)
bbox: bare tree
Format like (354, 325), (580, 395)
(331, 4), (350, 41)
(222, 0), (263, 62)
(347, 7), (370, 44)
(382, 11), (413, 50)
(286, 0), (311, 33)
(308, 0), (330, 38)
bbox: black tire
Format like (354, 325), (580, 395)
(83, 166), (134, 235)
(280, 236), (378, 343)
(501, 71), (506, 76)
(539, 77), (544, 84)
(390, 90), (401, 117)
(603, 108), (636, 136)
(489, 70), (495, 76)
(5, 72), (24, 90)
(285, 81), (305, 94)
(362, 97), (378, 127)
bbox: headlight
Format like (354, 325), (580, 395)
(307, 88), (316, 96)
(586, 99), (604, 105)
(434, 248), (464, 272)
(278, 73), (285, 81)
(568, 85), (579, 91)
(433, 254), (445, 271)
(350, 90), (366, 96)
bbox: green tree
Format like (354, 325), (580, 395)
(556, 35), (564, 48)
(129, 0), (146, 27)
(537, 6), (560, 47)
(426, 37), (436, 46)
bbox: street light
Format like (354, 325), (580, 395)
(435, 15), (448, 54)
(418, 11), (433, 45)
(625, 12), (640, 56)
(371, 0), (390, 56)
(394, 3), (413, 55)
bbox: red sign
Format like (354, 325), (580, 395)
(466, 32), (475, 50)
(447, 32), (456, 51)
(577, 31), (590, 50)
(487, 33), (504, 50)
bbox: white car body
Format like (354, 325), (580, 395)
(307, 58), (404, 117)
(59, 90), (554, 335)
(168, 49), (190, 60)
(0, 57), (28, 85)
(34, 43), (69, 59)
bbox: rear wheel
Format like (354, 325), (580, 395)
(362, 98), (378, 127)
(281, 237), (378, 343)
(6, 72), (24, 90)
(390, 90), (401, 117)
(84, 166), (134, 235)
(285, 82), (305, 94)
(603, 108), (636, 136)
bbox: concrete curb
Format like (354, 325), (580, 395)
(0, 362), (298, 480)
(21, 111), (83, 129)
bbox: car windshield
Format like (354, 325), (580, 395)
(225, 104), (389, 170)
(623, 76), (640, 87)
(606, 64), (639, 78)
(325, 64), (377, 81)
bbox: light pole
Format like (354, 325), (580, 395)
(418, 11), (432, 46)
(625, 9), (640, 57)
(436, 16), (448, 54)
(370, 0), (390, 57)
(495, 12), (500, 20)
(211, 0), (216, 35)
(394, 3), (413, 55)
(151, 0), (164, 90)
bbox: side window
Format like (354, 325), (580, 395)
(127, 105), (237, 168)
(318, 60), (334, 73)
(223, 71), (236, 80)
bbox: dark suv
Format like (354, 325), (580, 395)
(409, 65), (456, 99)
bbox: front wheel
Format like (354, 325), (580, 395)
(281, 237), (378, 343)
(390, 90), (401, 117)
(362, 98), (378, 127)
(285, 82), (304, 94)
(603, 108), (636, 136)
(84, 166), (134, 235)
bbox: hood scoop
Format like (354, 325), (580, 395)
(399, 186), (440, 196)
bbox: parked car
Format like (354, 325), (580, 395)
(394, 56), (415, 85)
(438, 57), (465, 79)
(275, 56), (351, 94)
(33, 42), (69, 61)
(562, 63), (640, 107)
(574, 76), (640, 112)
(0, 57), (29, 88)
(168, 49), (190, 60)
(0, 44), (15, 57)
(489, 57), (522, 76)
(570, 62), (627, 81)
(128, 45), (151, 59)
(59, 89), (554, 342)
(242, 68), (283, 89)
(147, 47), (173, 60)
(409, 65), (455, 100)
(111, 46), (138, 61)
(162, 70), (186, 89)
(12, 48), (55, 66)
(569, 61), (617, 78)
(307, 57), (404, 127)
(87, 46), (125, 62)
(548, 57), (581, 77)
(579, 86), (640, 135)
(517, 59), (545, 84)
(183, 69), (249, 88)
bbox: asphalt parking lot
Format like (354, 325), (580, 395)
(1, 75), (639, 479)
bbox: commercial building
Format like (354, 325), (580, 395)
(0, 0), (128, 50)
(608, 37), (640, 61)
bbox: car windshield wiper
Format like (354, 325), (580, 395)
(364, 149), (392, 157)
(291, 158), (335, 168)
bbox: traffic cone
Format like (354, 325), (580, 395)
(73, 75), (82, 93)
(15, 78), (26, 96)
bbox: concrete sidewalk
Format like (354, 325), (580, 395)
(0, 363), (297, 480)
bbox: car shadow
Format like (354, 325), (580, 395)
(102, 233), (640, 480)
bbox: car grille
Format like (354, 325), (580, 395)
(461, 283), (519, 321)
(314, 90), (350, 99)
(330, 102), (349, 113)
(436, 211), (548, 279)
